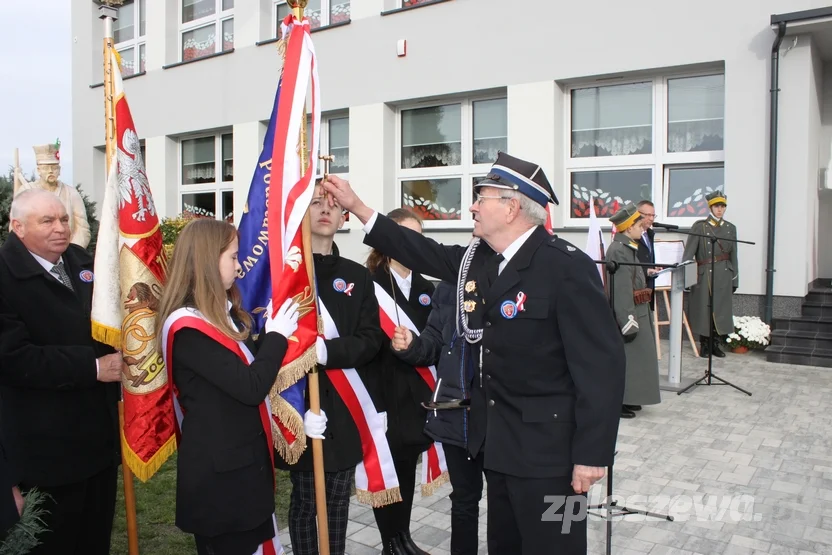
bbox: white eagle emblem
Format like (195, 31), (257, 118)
(285, 245), (302, 272)
(117, 128), (156, 222)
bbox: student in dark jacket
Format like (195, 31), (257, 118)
(391, 281), (483, 555)
(158, 218), (299, 555)
(275, 184), (385, 555)
(366, 208), (436, 555)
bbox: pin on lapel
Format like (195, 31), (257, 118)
(515, 291), (526, 312)
(333, 278), (354, 296)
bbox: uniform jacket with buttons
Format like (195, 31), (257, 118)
(0, 233), (119, 488)
(364, 215), (626, 478)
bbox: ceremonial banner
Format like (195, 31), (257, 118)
(237, 14), (321, 464)
(91, 48), (175, 481)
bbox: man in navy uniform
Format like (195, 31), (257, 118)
(323, 152), (625, 554)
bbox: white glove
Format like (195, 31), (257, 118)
(316, 336), (328, 365)
(265, 298), (300, 338)
(304, 409), (327, 439)
(379, 411), (388, 433)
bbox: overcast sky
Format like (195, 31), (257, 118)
(0, 0), (73, 183)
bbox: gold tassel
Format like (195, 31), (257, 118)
(420, 471), (450, 497)
(273, 344), (317, 394)
(355, 487), (402, 508)
(120, 432), (177, 483)
(92, 323), (122, 351)
(270, 395), (308, 465)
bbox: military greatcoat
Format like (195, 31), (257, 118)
(682, 215), (738, 336)
(606, 234), (661, 406)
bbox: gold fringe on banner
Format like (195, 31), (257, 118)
(420, 470), (450, 497)
(119, 429), (177, 483)
(92, 323), (123, 351)
(271, 394), (309, 465)
(273, 344), (317, 394)
(355, 486), (402, 508)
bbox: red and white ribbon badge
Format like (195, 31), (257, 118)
(344, 282), (355, 296)
(515, 291), (526, 312)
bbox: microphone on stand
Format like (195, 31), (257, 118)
(652, 222), (680, 230)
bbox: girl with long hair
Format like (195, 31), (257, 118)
(158, 218), (299, 555)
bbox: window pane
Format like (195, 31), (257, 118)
(306, 0), (322, 28)
(118, 47), (136, 77)
(182, 192), (216, 219)
(570, 169), (652, 218)
(329, 118), (349, 173)
(139, 0), (146, 36)
(222, 134), (233, 181)
(668, 74), (724, 153)
(222, 18), (234, 51)
(571, 82), (652, 157)
(331, 0), (350, 24)
(401, 105), (462, 169)
(666, 166), (724, 217)
(182, 137), (216, 185)
(275, 2), (292, 38)
(139, 43), (146, 73)
(401, 178), (461, 220)
(222, 0), (234, 10)
(114, 1), (135, 43)
(222, 191), (234, 223)
(183, 24), (216, 61)
(183, 0), (215, 23)
(473, 98), (507, 164)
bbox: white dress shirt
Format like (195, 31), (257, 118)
(391, 268), (412, 301)
(28, 250), (65, 275)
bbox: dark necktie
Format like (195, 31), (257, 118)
(51, 262), (75, 291)
(485, 253), (504, 290)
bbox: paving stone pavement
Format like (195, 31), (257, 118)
(279, 341), (832, 554)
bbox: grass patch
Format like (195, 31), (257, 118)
(110, 453), (292, 555)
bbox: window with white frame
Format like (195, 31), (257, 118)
(565, 73), (724, 224)
(396, 96), (507, 225)
(114, 0), (146, 76)
(274, 0), (350, 37)
(180, 133), (234, 223)
(181, 0), (234, 62)
(304, 115), (349, 178)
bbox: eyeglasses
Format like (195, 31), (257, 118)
(638, 211), (656, 218)
(474, 193), (511, 205)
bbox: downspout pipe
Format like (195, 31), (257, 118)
(764, 21), (787, 325)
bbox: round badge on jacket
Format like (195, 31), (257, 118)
(500, 300), (518, 319)
(79, 270), (94, 283)
(419, 293), (431, 306)
(333, 278), (347, 292)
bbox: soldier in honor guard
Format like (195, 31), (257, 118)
(322, 152), (626, 554)
(607, 204), (661, 419)
(682, 191), (738, 358)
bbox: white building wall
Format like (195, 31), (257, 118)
(71, 0), (832, 302)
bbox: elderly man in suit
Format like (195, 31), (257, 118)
(0, 189), (127, 555)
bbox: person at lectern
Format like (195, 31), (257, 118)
(682, 191), (738, 358)
(606, 203), (661, 419)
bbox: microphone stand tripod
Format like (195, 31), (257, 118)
(658, 227), (754, 397)
(588, 258), (674, 555)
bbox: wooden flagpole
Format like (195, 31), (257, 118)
(287, 1), (330, 553)
(99, 2), (140, 554)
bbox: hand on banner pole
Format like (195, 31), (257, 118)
(572, 465), (605, 494)
(304, 409), (327, 439)
(315, 336), (328, 365)
(98, 352), (127, 383)
(391, 325), (413, 351)
(321, 175), (374, 224)
(265, 298), (300, 338)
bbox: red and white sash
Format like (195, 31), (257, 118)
(318, 300), (402, 507)
(161, 307), (285, 555)
(374, 283), (450, 496)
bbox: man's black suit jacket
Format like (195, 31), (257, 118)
(0, 233), (119, 488)
(637, 227), (656, 309)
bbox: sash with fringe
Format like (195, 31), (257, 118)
(161, 307), (285, 555)
(317, 300), (401, 507)
(373, 283), (450, 496)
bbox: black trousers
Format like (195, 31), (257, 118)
(373, 451), (420, 541)
(194, 515), (275, 555)
(21, 465), (118, 555)
(288, 468), (353, 555)
(444, 444), (484, 555)
(485, 471), (586, 555)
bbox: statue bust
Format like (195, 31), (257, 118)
(14, 143), (91, 249)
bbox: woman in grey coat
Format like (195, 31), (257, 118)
(606, 203), (661, 419)
(682, 191), (738, 358)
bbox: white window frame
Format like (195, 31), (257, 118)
(395, 94), (508, 229)
(179, 132), (234, 222)
(563, 70), (725, 228)
(114, 0), (146, 76)
(274, 0), (349, 35)
(180, 0), (234, 62)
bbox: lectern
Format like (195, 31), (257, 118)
(659, 261), (699, 392)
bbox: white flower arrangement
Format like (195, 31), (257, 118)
(725, 315), (771, 349)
